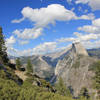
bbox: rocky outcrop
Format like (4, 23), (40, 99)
(20, 55), (54, 79)
(19, 47), (72, 80)
(72, 42), (88, 56)
(54, 42), (97, 97)
(9, 42), (99, 97)
(32, 56), (54, 79)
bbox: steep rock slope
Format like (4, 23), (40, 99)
(20, 55), (54, 79)
(16, 47), (71, 80)
(55, 42), (97, 96)
(9, 43), (100, 84)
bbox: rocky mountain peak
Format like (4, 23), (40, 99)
(72, 42), (88, 56)
(54, 42), (98, 97)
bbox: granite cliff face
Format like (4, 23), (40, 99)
(14, 47), (71, 80)
(54, 42), (97, 97)
(72, 42), (88, 56)
(19, 55), (54, 79)
(9, 42), (99, 97)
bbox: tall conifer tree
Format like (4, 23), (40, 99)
(0, 27), (9, 64)
(16, 58), (21, 70)
(26, 59), (33, 73)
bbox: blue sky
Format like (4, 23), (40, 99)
(0, 0), (100, 56)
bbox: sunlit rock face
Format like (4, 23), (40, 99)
(55, 42), (97, 97)
(72, 42), (88, 57)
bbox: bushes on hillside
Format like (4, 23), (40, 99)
(0, 77), (92, 100)
(55, 77), (72, 97)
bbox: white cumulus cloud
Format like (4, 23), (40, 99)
(13, 28), (43, 40)
(12, 4), (95, 27)
(33, 42), (57, 54)
(6, 36), (16, 46)
(12, 4), (77, 27)
(7, 41), (58, 56)
(75, 0), (100, 11)
(11, 4), (95, 41)
(18, 40), (29, 45)
(78, 18), (100, 34)
(92, 18), (100, 27)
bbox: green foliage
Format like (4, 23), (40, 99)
(0, 64), (3, 70)
(16, 58), (21, 70)
(0, 67), (23, 85)
(0, 73), (94, 100)
(0, 27), (95, 100)
(93, 61), (100, 98)
(26, 58), (33, 73)
(55, 77), (72, 97)
(0, 78), (72, 100)
(79, 87), (90, 99)
(0, 70), (7, 79)
(0, 27), (9, 64)
(89, 61), (100, 71)
(0, 78), (20, 100)
(89, 61), (100, 98)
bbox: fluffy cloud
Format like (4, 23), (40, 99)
(58, 31), (100, 44)
(6, 36), (16, 47)
(57, 37), (75, 42)
(92, 18), (100, 27)
(82, 40), (100, 48)
(7, 31), (100, 56)
(78, 25), (99, 33)
(9, 4), (99, 56)
(12, 4), (95, 27)
(33, 42), (57, 54)
(8, 41), (57, 56)
(74, 32), (100, 41)
(6, 36), (16, 55)
(75, 0), (89, 4)
(89, 0), (100, 11)
(11, 17), (25, 23)
(18, 40), (29, 45)
(75, 0), (100, 11)
(7, 48), (32, 57)
(12, 4), (77, 26)
(75, 18), (100, 48)
(78, 13), (95, 20)
(78, 18), (100, 33)
(11, 4), (95, 40)
(13, 28), (43, 39)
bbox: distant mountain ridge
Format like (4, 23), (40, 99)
(9, 43), (100, 82)
(88, 48), (100, 58)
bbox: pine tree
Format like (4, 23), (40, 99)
(93, 61), (100, 98)
(55, 77), (72, 97)
(26, 59), (33, 73)
(16, 58), (21, 70)
(79, 87), (90, 99)
(0, 27), (9, 64)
